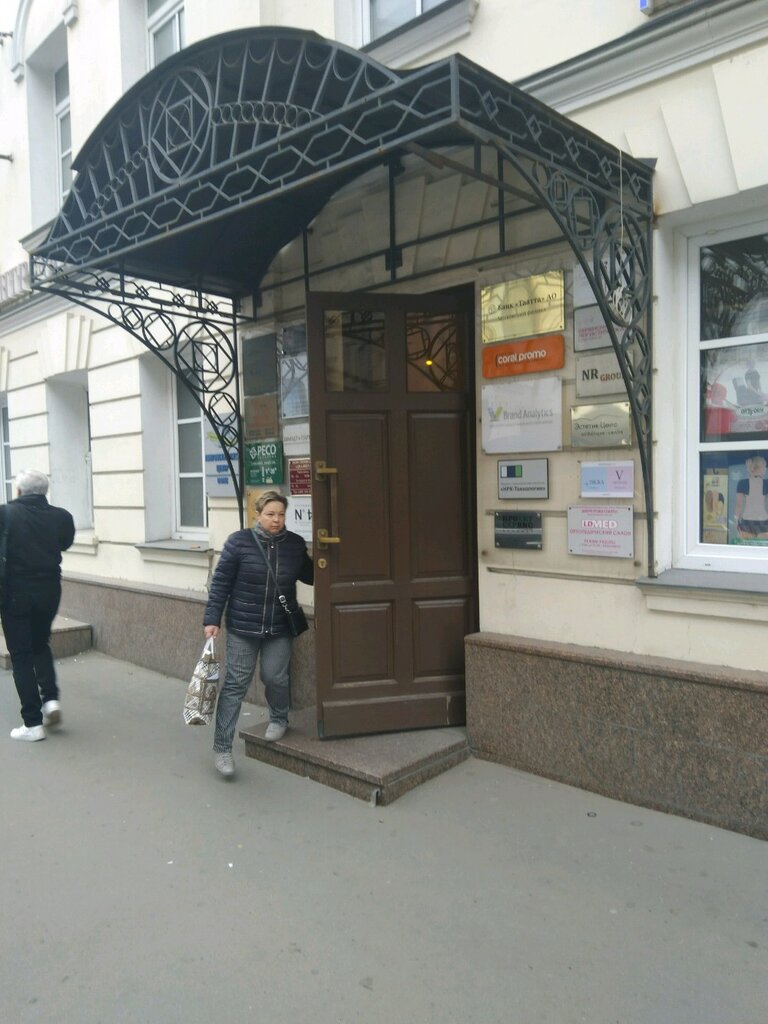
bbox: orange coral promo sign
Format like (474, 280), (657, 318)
(482, 334), (565, 379)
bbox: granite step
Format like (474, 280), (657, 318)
(240, 705), (470, 805)
(0, 615), (93, 670)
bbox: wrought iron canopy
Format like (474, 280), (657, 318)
(33, 27), (652, 296)
(30, 27), (655, 571)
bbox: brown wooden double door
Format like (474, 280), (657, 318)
(307, 289), (477, 738)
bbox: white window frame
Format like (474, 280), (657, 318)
(364, 0), (445, 42)
(0, 399), (12, 504)
(172, 374), (208, 537)
(147, 0), (185, 68)
(54, 63), (72, 203)
(681, 213), (768, 574)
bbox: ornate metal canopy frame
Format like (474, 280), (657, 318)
(31, 28), (654, 569)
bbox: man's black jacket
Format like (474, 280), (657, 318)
(1, 494), (76, 583)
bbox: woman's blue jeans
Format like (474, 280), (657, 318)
(213, 631), (292, 753)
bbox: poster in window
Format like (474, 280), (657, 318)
(728, 452), (768, 545)
(701, 469), (728, 544)
(700, 451), (768, 546)
(701, 341), (768, 442)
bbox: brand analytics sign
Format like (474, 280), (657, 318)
(482, 377), (562, 454)
(482, 334), (565, 379)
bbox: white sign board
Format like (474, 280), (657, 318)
(567, 504), (634, 558)
(574, 304), (612, 352)
(283, 421), (310, 455)
(286, 495), (313, 541)
(580, 461), (635, 498)
(482, 377), (562, 454)
(575, 350), (624, 398)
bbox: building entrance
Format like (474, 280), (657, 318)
(308, 289), (477, 738)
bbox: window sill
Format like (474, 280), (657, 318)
(70, 531), (98, 556)
(637, 569), (768, 622)
(136, 540), (212, 567)
(364, 0), (479, 68)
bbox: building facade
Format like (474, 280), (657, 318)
(1, 0), (766, 836)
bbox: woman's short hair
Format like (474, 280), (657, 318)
(16, 469), (49, 496)
(254, 490), (288, 514)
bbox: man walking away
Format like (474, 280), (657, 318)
(1, 469), (75, 741)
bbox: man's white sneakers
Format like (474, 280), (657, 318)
(42, 700), (62, 727)
(10, 724), (46, 741)
(264, 722), (287, 741)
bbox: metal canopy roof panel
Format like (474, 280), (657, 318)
(33, 27), (652, 296)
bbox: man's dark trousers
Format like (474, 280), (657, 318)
(1, 579), (62, 727)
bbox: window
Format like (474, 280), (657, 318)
(54, 63), (72, 201)
(688, 224), (768, 571)
(47, 373), (94, 531)
(174, 375), (207, 531)
(148, 0), (185, 67)
(368, 0), (445, 40)
(0, 400), (11, 503)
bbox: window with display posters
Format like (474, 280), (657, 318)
(689, 224), (768, 568)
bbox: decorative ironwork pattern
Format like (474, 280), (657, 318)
(32, 261), (244, 519)
(406, 313), (464, 392)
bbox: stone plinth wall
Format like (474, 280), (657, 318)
(465, 633), (768, 841)
(61, 576), (315, 708)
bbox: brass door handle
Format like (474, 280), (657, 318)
(315, 462), (341, 548)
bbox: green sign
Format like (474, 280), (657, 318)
(245, 439), (284, 486)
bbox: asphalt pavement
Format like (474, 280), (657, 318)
(1, 650), (766, 1024)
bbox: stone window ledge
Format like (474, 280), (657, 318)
(136, 540), (212, 566)
(637, 569), (768, 622)
(70, 531), (98, 556)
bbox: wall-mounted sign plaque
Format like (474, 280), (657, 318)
(481, 271), (564, 344)
(482, 377), (562, 453)
(570, 402), (631, 448)
(289, 458), (312, 496)
(568, 504), (634, 558)
(498, 458), (549, 500)
(482, 334), (564, 379)
(244, 439), (284, 486)
(574, 304), (612, 352)
(575, 350), (624, 398)
(580, 460), (634, 498)
(494, 511), (543, 549)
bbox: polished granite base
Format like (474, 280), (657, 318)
(466, 632), (768, 840)
(240, 706), (469, 805)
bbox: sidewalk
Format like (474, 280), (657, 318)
(1, 650), (766, 1024)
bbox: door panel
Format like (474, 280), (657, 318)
(309, 289), (476, 738)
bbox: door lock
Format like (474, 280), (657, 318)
(317, 557), (328, 570)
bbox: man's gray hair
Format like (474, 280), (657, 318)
(16, 469), (49, 496)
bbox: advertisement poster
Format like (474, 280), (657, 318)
(580, 460), (634, 498)
(575, 350), (624, 398)
(482, 334), (564, 379)
(574, 304), (612, 352)
(701, 341), (768, 442)
(567, 504), (634, 558)
(244, 439), (283, 486)
(699, 451), (768, 546)
(481, 271), (564, 344)
(482, 377), (562, 454)
(702, 468), (728, 544)
(570, 402), (631, 448)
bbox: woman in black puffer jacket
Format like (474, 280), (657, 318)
(203, 491), (313, 777)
